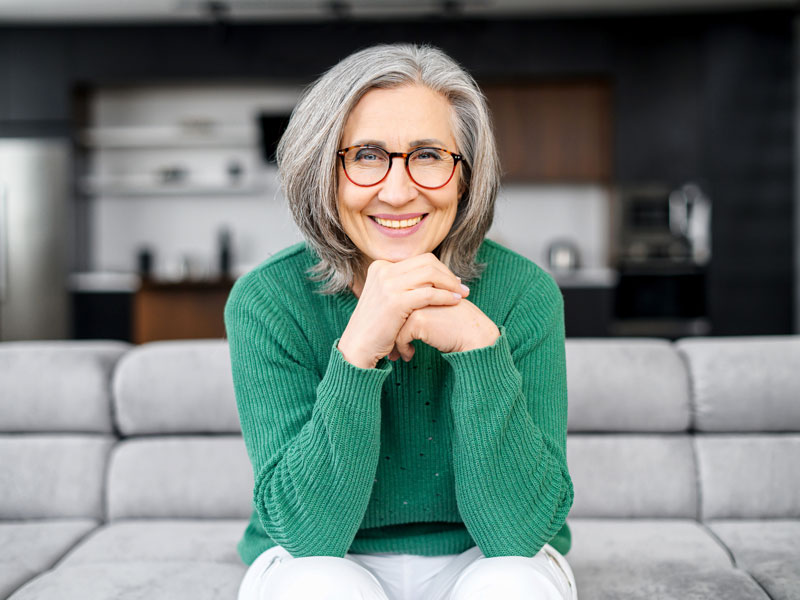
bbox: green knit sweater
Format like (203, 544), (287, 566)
(224, 238), (573, 565)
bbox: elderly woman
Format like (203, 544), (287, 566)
(226, 43), (576, 600)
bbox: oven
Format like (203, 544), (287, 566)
(610, 184), (712, 338)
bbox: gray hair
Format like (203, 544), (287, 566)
(277, 43), (500, 295)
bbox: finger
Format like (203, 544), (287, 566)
(395, 325), (416, 362)
(392, 254), (466, 296)
(368, 254), (467, 299)
(403, 287), (464, 312)
(402, 264), (468, 298)
(388, 344), (400, 361)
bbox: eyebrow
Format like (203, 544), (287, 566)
(350, 138), (448, 149)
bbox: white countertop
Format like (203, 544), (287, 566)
(69, 272), (141, 292)
(548, 267), (618, 288)
(70, 266), (619, 293)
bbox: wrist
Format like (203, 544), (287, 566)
(458, 325), (501, 352)
(337, 337), (378, 369)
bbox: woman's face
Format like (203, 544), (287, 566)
(337, 84), (461, 275)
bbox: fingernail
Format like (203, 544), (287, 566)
(452, 292), (462, 300)
(460, 284), (469, 295)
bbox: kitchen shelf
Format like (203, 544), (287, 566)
(77, 125), (258, 149)
(79, 178), (267, 197)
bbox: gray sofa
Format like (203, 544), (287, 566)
(1, 335), (798, 600)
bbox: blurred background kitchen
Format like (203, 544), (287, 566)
(0, 0), (795, 342)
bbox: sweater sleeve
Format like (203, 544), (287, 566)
(440, 270), (573, 557)
(225, 274), (393, 558)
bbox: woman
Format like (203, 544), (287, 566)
(226, 43), (576, 600)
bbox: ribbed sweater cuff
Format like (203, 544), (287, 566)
(317, 338), (393, 409)
(440, 325), (520, 407)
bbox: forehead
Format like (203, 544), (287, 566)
(341, 84), (456, 148)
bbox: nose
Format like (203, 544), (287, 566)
(376, 156), (418, 206)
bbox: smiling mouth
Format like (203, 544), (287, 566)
(369, 214), (428, 229)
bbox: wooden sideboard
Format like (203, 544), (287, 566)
(133, 278), (233, 343)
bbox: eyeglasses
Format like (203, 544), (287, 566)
(337, 145), (463, 189)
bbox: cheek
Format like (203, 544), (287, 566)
(433, 188), (460, 215)
(337, 186), (372, 226)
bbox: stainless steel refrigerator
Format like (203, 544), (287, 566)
(0, 139), (70, 340)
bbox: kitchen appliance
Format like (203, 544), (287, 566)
(546, 239), (581, 273)
(0, 139), (71, 340)
(611, 183), (712, 338)
(612, 182), (711, 266)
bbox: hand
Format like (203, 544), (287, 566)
(392, 298), (501, 362)
(337, 253), (469, 369)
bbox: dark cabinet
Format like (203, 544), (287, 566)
(561, 286), (614, 337)
(0, 32), (70, 123)
(71, 291), (133, 342)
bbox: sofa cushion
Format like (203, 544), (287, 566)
(0, 435), (114, 519)
(707, 520), (800, 566)
(708, 520), (800, 600)
(746, 561), (800, 600)
(567, 519), (732, 569)
(106, 436), (252, 520)
(696, 435), (800, 519)
(112, 340), (239, 435)
(567, 435), (697, 518)
(7, 562), (245, 600)
(573, 564), (770, 600)
(0, 341), (128, 433)
(677, 336), (800, 432)
(566, 339), (690, 432)
(0, 565), (28, 600)
(0, 520), (97, 600)
(59, 520), (246, 566)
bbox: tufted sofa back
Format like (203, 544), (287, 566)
(677, 337), (800, 520)
(3, 335), (798, 526)
(108, 340), (252, 521)
(565, 339), (697, 519)
(0, 341), (128, 520)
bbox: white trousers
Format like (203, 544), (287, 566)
(238, 543), (578, 600)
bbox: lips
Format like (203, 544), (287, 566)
(369, 212), (427, 220)
(369, 213), (428, 237)
(369, 213), (428, 222)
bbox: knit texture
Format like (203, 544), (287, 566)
(225, 238), (573, 565)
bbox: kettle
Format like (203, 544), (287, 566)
(546, 239), (581, 273)
(668, 183), (712, 266)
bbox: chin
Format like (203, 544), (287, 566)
(376, 250), (415, 263)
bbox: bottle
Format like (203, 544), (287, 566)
(137, 247), (154, 280)
(218, 227), (232, 279)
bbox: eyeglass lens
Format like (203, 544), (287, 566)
(342, 147), (456, 188)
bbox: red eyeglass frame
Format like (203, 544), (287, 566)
(337, 145), (464, 190)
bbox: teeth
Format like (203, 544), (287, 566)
(374, 215), (423, 229)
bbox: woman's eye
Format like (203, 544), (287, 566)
(412, 149), (444, 162)
(354, 150), (385, 162)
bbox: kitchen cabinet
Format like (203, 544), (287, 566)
(72, 291), (133, 342)
(133, 279), (232, 343)
(482, 81), (612, 182)
(0, 32), (70, 123)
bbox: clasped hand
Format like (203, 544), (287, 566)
(337, 253), (500, 369)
